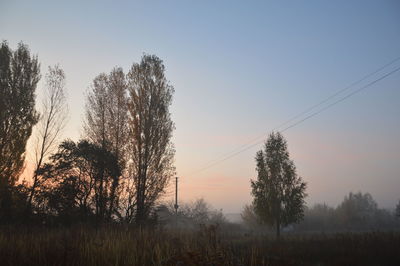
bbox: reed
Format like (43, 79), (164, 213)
(0, 225), (399, 265)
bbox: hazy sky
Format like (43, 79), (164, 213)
(1, 0), (400, 213)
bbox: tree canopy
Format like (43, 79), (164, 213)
(0, 41), (40, 222)
(251, 132), (307, 237)
(36, 140), (121, 224)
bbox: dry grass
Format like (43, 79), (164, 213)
(0, 225), (399, 265)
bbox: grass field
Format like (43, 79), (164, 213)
(0, 225), (399, 266)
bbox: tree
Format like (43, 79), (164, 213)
(127, 54), (175, 225)
(296, 203), (336, 232)
(118, 163), (138, 223)
(336, 192), (378, 230)
(84, 73), (109, 148)
(84, 67), (128, 220)
(396, 200), (400, 218)
(27, 65), (68, 213)
(251, 132), (307, 238)
(104, 67), (129, 218)
(180, 198), (212, 224)
(241, 204), (262, 229)
(37, 140), (121, 224)
(157, 198), (227, 228)
(106, 67), (129, 161)
(0, 41), (40, 222)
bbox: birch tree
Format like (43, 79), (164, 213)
(251, 132), (307, 238)
(27, 65), (68, 212)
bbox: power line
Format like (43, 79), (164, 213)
(275, 56), (400, 131)
(280, 65), (400, 132)
(189, 56), (400, 174)
(188, 62), (400, 176)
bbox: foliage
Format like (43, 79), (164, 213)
(0, 41), (40, 222)
(251, 132), (307, 237)
(296, 203), (336, 232)
(336, 192), (378, 229)
(396, 199), (400, 218)
(240, 204), (264, 230)
(294, 192), (400, 232)
(158, 198), (227, 229)
(84, 56), (176, 225)
(36, 140), (121, 224)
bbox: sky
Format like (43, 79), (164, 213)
(1, 0), (400, 213)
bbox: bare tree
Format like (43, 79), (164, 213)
(127, 54), (176, 225)
(106, 67), (129, 160)
(85, 67), (128, 156)
(105, 68), (128, 218)
(84, 73), (109, 220)
(118, 164), (137, 223)
(83, 67), (128, 220)
(27, 65), (68, 212)
(84, 73), (108, 148)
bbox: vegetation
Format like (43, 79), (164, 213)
(0, 226), (399, 266)
(0, 41), (40, 223)
(243, 192), (400, 233)
(158, 198), (227, 228)
(251, 132), (307, 237)
(0, 42), (176, 227)
(126, 55), (176, 225)
(1, 40), (400, 265)
(35, 139), (121, 225)
(28, 64), (68, 214)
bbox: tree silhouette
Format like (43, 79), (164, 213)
(336, 192), (378, 230)
(251, 132), (307, 238)
(127, 54), (175, 225)
(27, 65), (68, 214)
(0, 41), (40, 222)
(37, 140), (121, 224)
(396, 200), (400, 218)
(84, 67), (128, 220)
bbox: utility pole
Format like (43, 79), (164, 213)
(174, 176), (179, 227)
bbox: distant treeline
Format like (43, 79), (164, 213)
(242, 192), (400, 232)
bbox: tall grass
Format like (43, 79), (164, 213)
(0, 225), (399, 265)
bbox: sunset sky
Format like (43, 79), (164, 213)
(1, 0), (399, 213)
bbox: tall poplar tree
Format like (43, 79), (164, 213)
(0, 41), (40, 221)
(84, 67), (128, 220)
(127, 54), (175, 225)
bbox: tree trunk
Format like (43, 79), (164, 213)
(136, 179), (145, 225)
(276, 220), (280, 239)
(136, 201), (144, 225)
